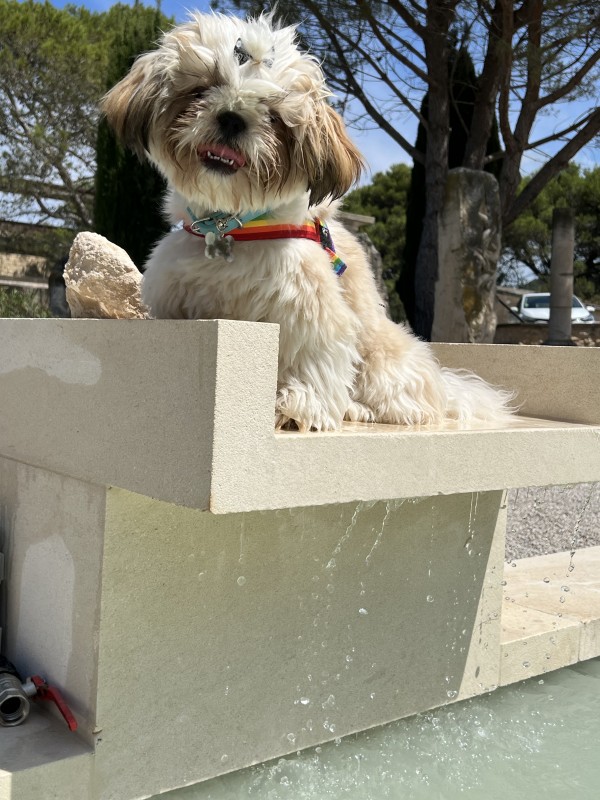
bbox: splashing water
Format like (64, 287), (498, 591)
(365, 501), (394, 567)
(156, 659), (600, 800)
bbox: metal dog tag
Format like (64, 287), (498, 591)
(204, 232), (235, 262)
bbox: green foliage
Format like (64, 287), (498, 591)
(0, 0), (106, 240)
(343, 165), (411, 321)
(0, 287), (51, 318)
(93, 4), (173, 270)
(1, 1), (173, 268)
(503, 165), (600, 302)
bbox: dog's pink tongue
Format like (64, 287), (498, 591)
(199, 144), (246, 168)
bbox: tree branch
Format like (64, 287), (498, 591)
(370, 19), (428, 66)
(358, 3), (429, 82)
(505, 107), (600, 225)
(331, 28), (428, 124)
(464, 0), (513, 168)
(537, 48), (600, 108)
(301, 1), (426, 162)
(386, 0), (427, 38)
(526, 109), (598, 151)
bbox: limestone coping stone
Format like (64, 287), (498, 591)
(1, 320), (599, 512)
(500, 545), (600, 685)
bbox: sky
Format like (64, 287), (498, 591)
(47, 0), (598, 180)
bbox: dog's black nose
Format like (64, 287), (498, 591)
(217, 111), (247, 138)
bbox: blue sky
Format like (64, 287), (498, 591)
(47, 0), (598, 179)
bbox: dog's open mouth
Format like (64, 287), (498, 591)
(198, 144), (246, 174)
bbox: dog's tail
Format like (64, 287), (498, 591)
(440, 368), (518, 424)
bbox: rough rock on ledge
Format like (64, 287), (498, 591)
(65, 232), (149, 319)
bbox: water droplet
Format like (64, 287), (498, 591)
(300, 697), (310, 706)
(326, 583), (335, 594)
(559, 596), (566, 603)
(321, 694), (336, 709)
(334, 736), (342, 745)
(522, 661), (531, 668)
(446, 690), (457, 698)
(197, 571), (206, 580)
(370, 692), (376, 700)
(314, 746), (322, 754)
(543, 577), (550, 583)
(236, 575), (246, 586)
(325, 558), (336, 571)
(286, 733), (296, 744)
(220, 754), (229, 764)
(426, 595), (434, 603)
(561, 585), (570, 592)
(500, 580), (507, 586)
(538, 679), (545, 684)
(280, 776), (290, 787)
(358, 607), (368, 615)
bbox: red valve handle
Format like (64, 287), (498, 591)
(31, 675), (78, 731)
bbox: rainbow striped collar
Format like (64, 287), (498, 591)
(183, 210), (347, 275)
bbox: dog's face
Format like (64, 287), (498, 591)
(101, 12), (363, 212)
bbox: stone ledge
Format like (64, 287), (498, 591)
(0, 710), (92, 800)
(1, 321), (599, 513)
(500, 546), (600, 685)
(494, 322), (600, 347)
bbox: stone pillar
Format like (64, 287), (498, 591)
(432, 168), (501, 343)
(545, 208), (575, 346)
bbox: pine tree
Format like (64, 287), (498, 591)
(93, 3), (172, 270)
(398, 47), (502, 331)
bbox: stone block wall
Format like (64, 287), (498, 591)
(494, 323), (600, 347)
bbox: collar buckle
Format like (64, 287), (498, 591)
(187, 208), (246, 237)
(214, 215), (243, 234)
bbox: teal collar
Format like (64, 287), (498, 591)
(186, 206), (267, 236)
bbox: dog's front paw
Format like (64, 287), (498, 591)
(276, 387), (342, 433)
(344, 401), (376, 423)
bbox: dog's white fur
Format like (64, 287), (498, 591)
(101, 11), (513, 432)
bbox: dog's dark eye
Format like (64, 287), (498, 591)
(234, 38), (252, 66)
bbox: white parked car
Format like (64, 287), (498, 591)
(512, 293), (596, 324)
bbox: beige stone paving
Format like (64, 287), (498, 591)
(501, 545), (600, 685)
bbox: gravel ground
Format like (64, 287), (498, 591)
(505, 482), (600, 562)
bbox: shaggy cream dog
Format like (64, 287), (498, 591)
(101, 11), (513, 432)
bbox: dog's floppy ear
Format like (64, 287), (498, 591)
(100, 51), (162, 159)
(304, 104), (364, 206)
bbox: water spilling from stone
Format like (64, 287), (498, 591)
(156, 659), (600, 799)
